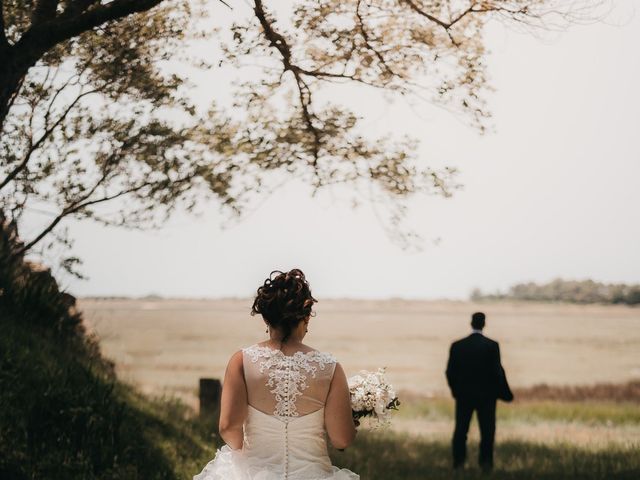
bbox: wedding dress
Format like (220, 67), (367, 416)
(194, 345), (359, 480)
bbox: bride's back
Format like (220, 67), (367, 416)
(195, 270), (357, 480)
(243, 343), (337, 418)
(238, 343), (344, 480)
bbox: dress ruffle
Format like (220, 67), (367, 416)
(193, 445), (359, 480)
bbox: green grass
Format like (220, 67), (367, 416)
(331, 432), (640, 480)
(336, 396), (640, 479)
(0, 314), (219, 480)
(400, 397), (640, 425)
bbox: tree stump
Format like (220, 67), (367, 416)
(199, 378), (221, 432)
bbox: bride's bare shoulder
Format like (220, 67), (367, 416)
(224, 349), (244, 374)
(230, 349), (244, 361)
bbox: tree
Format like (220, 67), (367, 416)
(473, 278), (640, 305)
(0, 0), (605, 273)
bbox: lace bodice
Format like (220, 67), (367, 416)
(193, 345), (358, 480)
(242, 345), (337, 418)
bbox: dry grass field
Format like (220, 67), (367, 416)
(79, 298), (640, 472)
(79, 298), (640, 406)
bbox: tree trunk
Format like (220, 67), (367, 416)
(0, 49), (34, 131)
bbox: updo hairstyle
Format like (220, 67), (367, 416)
(251, 269), (317, 343)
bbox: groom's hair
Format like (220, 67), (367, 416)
(471, 311), (486, 330)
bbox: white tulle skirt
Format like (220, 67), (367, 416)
(193, 445), (359, 480)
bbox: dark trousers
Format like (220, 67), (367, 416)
(452, 396), (496, 469)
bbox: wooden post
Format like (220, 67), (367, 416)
(199, 378), (221, 432)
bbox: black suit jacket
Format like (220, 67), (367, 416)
(446, 333), (513, 402)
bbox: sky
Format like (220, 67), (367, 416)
(25, 1), (640, 300)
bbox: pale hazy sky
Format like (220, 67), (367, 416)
(27, 1), (640, 299)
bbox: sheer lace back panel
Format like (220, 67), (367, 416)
(242, 345), (337, 418)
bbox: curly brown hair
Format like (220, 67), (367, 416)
(251, 269), (317, 343)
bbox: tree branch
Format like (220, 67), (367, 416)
(17, 0), (164, 56)
(355, 0), (397, 80)
(0, 0), (8, 48)
(61, 0), (101, 19)
(401, 0), (537, 33)
(16, 164), (202, 255)
(400, 0), (472, 30)
(253, 0), (322, 169)
(17, 177), (149, 255)
(0, 85), (104, 191)
(297, 68), (389, 90)
(32, 0), (60, 25)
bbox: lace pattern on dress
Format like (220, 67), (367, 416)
(243, 345), (337, 418)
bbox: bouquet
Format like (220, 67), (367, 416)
(348, 368), (400, 428)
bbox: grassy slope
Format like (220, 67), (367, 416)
(0, 313), (218, 480)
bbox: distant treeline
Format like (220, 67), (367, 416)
(471, 279), (640, 305)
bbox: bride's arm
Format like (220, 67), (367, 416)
(324, 363), (357, 449)
(218, 351), (248, 449)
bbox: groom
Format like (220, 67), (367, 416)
(445, 312), (513, 472)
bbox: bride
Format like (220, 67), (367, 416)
(194, 269), (359, 480)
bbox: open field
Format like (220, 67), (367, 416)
(80, 298), (640, 406)
(79, 298), (640, 474)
